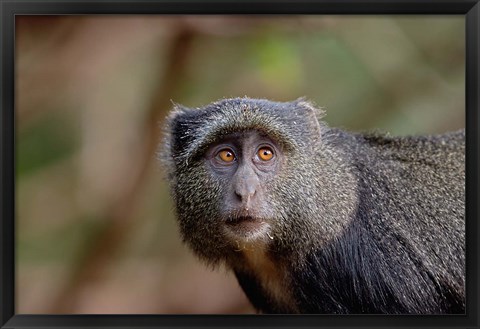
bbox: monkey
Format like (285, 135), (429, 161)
(161, 97), (465, 314)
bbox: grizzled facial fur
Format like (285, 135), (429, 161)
(161, 98), (357, 265)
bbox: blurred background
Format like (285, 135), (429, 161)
(15, 15), (465, 314)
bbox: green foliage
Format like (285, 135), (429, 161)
(17, 215), (101, 264)
(17, 111), (79, 177)
(250, 34), (303, 91)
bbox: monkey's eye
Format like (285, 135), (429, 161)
(217, 149), (236, 163)
(257, 147), (274, 161)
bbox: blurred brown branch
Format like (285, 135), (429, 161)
(49, 25), (195, 313)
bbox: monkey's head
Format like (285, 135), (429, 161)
(162, 98), (356, 266)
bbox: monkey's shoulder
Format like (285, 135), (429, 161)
(347, 129), (465, 218)
(356, 129), (465, 165)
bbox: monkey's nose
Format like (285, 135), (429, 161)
(235, 184), (256, 202)
(234, 176), (258, 204)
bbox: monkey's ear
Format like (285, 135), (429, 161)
(159, 102), (192, 180)
(163, 102), (190, 137)
(169, 101), (191, 117)
(292, 97), (326, 121)
(163, 102), (193, 138)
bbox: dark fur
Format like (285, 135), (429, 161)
(162, 97), (465, 314)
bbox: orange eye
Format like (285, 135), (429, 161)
(218, 149), (235, 162)
(258, 147), (274, 161)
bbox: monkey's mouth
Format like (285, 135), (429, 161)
(224, 216), (271, 240)
(225, 216), (259, 225)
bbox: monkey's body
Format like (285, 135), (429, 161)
(162, 98), (465, 314)
(235, 130), (465, 314)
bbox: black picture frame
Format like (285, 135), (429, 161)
(1, 1), (479, 328)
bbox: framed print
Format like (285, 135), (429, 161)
(1, 1), (479, 328)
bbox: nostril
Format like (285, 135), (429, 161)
(235, 185), (256, 203)
(234, 172), (259, 203)
(235, 188), (254, 201)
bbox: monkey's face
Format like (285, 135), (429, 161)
(203, 130), (282, 245)
(163, 97), (335, 264)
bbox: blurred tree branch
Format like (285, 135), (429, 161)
(49, 25), (195, 313)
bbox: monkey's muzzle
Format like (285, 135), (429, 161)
(224, 215), (271, 240)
